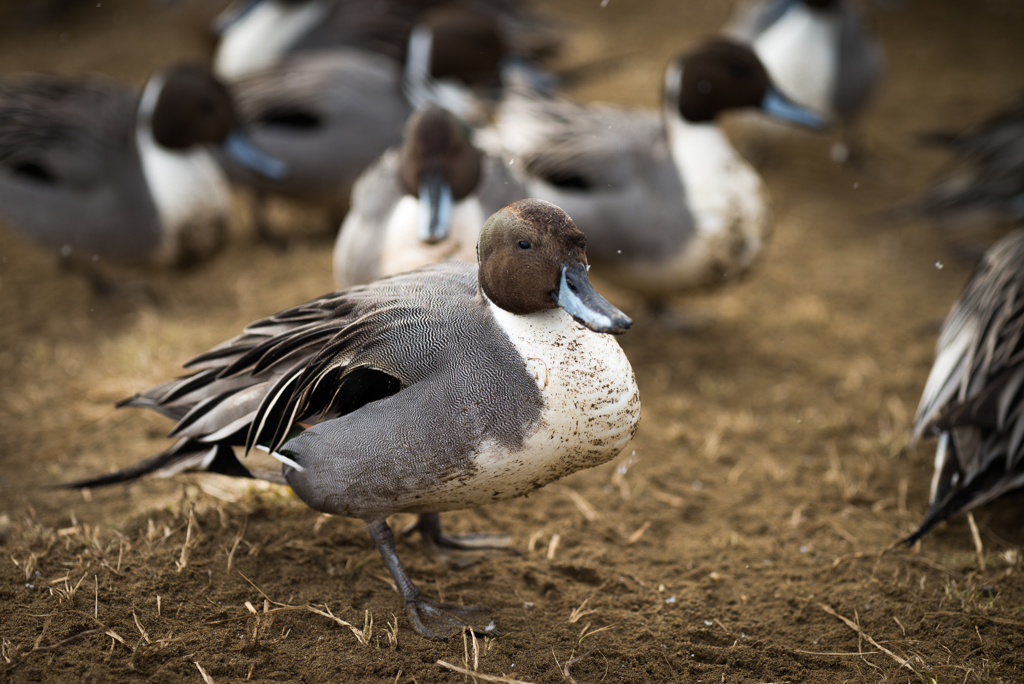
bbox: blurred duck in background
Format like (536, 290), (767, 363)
(906, 229), (1024, 543)
(0, 63), (283, 292)
(333, 105), (526, 288)
(478, 38), (826, 328)
(911, 93), (1024, 227)
(219, 5), (532, 242)
(726, 0), (884, 163)
(211, 0), (562, 82)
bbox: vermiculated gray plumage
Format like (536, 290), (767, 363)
(78, 263), (544, 518)
(908, 229), (1024, 542)
(482, 85), (695, 267)
(0, 73), (162, 262)
(224, 49), (412, 214)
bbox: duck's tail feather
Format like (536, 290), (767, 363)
(57, 439), (255, 489)
(903, 448), (1024, 545)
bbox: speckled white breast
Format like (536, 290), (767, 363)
(423, 300), (640, 509)
(613, 116), (770, 297)
(379, 194), (485, 277)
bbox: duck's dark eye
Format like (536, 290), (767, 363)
(518, 240), (531, 250)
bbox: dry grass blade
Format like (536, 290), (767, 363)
(237, 571), (291, 608)
(568, 598), (597, 624)
(626, 521), (651, 544)
(132, 609), (151, 645)
(818, 603), (914, 672)
(966, 512), (985, 571)
(547, 534), (561, 560)
(304, 605), (373, 645)
(436, 660), (533, 683)
(176, 505), (197, 573)
(554, 646), (598, 684)
(195, 660), (215, 684)
(550, 485), (600, 521)
(925, 612), (1024, 628)
(794, 649), (882, 656)
(226, 519), (247, 572)
(206, 605), (307, 625)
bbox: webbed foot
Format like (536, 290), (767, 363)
(405, 597), (498, 640)
(367, 517), (502, 640)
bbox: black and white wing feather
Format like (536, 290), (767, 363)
(66, 263), (479, 488)
(908, 229), (1024, 541)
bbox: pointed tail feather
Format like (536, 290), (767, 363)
(57, 440), (254, 489)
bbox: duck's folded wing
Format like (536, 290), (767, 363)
(231, 49), (403, 125)
(487, 86), (662, 190)
(908, 230), (1024, 540)
(65, 263), (478, 488)
(0, 73), (136, 187)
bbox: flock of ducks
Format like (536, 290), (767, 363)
(1, 0), (1021, 640)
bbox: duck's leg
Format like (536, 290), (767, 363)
(367, 517), (498, 640)
(402, 513), (513, 551)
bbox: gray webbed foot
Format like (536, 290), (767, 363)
(367, 517), (500, 640)
(405, 597), (498, 641)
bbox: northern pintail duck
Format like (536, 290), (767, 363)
(906, 229), (1024, 543)
(66, 199), (640, 640)
(222, 8), (513, 238)
(333, 105), (526, 288)
(0, 63), (283, 277)
(726, 0), (884, 161)
(911, 93), (1024, 225)
(479, 39), (825, 317)
(212, 0), (562, 82)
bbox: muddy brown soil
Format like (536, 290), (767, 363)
(2, 1), (1024, 682)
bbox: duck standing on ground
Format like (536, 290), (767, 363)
(333, 105), (526, 288)
(726, 0), (883, 162)
(64, 199), (641, 640)
(0, 63), (284, 289)
(906, 229), (1024, 543)
(480, 38), (825, 325)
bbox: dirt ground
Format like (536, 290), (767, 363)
(2, 0), (1024, 682)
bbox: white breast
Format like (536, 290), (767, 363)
(622, 116), (770, 295)
(379, 194), (485, 277)
(458, 301), (641, 502)
(136, 78), (233, 265)
(753, 3), (839, 116)
(214, 0), (332, 80)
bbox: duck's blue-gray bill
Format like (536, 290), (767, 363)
(224, 130), (289, 179)
(556, 263), (632, 334)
